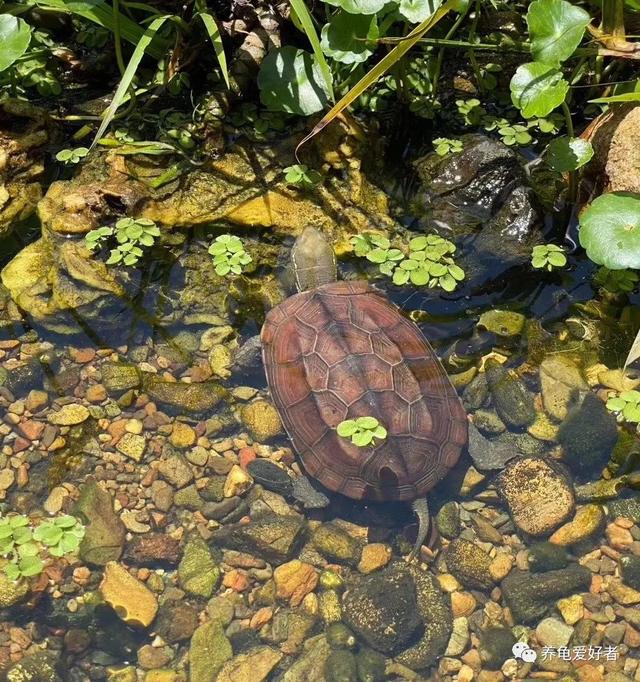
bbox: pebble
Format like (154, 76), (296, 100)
(116, 433), (147, 462)
(240, 400), (283, 441)
(169, 422), (196, 449)
(0, 469), (15, 491)
(48, 403), (90, 425)
(489, 553), (514, 582)
(451, 591), (477, 617)
(99, 561), (158, 627)
(557, 594), (584, 625)
(549, 504), (605, 545)
(357, 543), (392, 574)
(536, 617), (574, 647)
(445, 617), (470, 656)
(273, 560), (319, 607)
(43, 486), (69, 514)
(606, 522), (634, 550)
(223, 465), (253, 497)
(25, 389), (48, 412)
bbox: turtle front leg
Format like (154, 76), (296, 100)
(408, 497), (430, 562)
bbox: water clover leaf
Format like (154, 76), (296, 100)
(321, 11), (378, 65)
(337, 416), (387, 446)
(34, 523), (63, 546)
(399, 0), (442, 23)
(4, 563), (20, 581)
(531, 243), (567, 270)
(526, 0), (590, 66)
(578, 192), (640, 270)
(258, 47), (331, 116)
(510, 62), (569, 118)
(336, 419), (358, 437)
(10, 516), (29, 529)
(18, 555), (43, 577)
(283, 164), (322, 188)
(545, 137), (593, 172)
(209, 234), (252, 277)
(607, 390), (640, 423)
(0, 15), (32, 72)
(322, 0), (388, 14)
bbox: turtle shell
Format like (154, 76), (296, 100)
(261, 280), (467, 502)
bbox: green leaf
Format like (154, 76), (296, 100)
(526, 0), (590, 66)
(372, 425), (387, 439)
(607, 397), (627, 412)
(623, 403), (640, 422)
(0, 524), (13, 540)
(4, 563), (20, 581)
(356, 416), (379, 429)
(352, 430), (373, 446)
(393, 269), (410, 285)
(410, 268), (430, 286)
(589, 91), (640, 105)
(410, 236), (428, 251)
(106, 250), (123, 265)
(399, 0), (442, 23)
(12, 527), (32, 545)
(17, 542), (39, 558)
(18, 555), (43, 577)
(448, 264), (465, 280)
(0, 15), (32, 72)
(620, 390), (640, 403)
(9, 516), (29, 529)
(510, 62), (569, 118)
(366, 248), (390, 264)
(545, 136), (593, 172)
(579, 192), (640, 269)
(59, 534), (80, 554)
(323, 0), (388, 13)
(197, 12), (230, 89)
(337, 420), (358, 437)
(258, 47), (332, 116)
(34, 524), (63, 546)
(321, 11), (378, 65)
(439, 273), (457, 291)
(215, 262), (231, 276)
(547, 250), (567, 267)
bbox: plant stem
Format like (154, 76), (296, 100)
(561, 101), (577, 204)
(113, 0), (126, 76)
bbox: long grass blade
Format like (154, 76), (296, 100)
(198, 11), (230, 89)
(296, 0), (457, 155)
(290, 0), (334, 102)
(90, 15), (173, 150)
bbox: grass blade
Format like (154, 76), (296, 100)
(90, 15), (173, 150)
(296, 0), (456, 155)
(198, 11), (230, 89)
(290, 0), (334, 102)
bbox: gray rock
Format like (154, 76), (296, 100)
(478, 627), (517, 669)
(154, 603), (199, 643)
(473, 409), (506, 435)
(247, 459), (294, 497)
(501, 566), (591, 623)
(6, 652), (62, 682)
(283, 635), (331, 682)
(462, 373), (489, 411)
(486, 360), (535, 429)
(608, 495), (640, 523)
(467, 423), (517, 471)
(443, 538), (493, 589)
(157, 453), (194, 488)
(5, 358), (45, 395)
(620, 555), (640, 590)
(528, 541), (569, 573)
(324, 650), (358, 682)
(292, 475), (330, 509)
(558, 393), (619, 477)
(536, 617), (574, 647)
(342, 564), (422, 654)
(212, 512), (306, 565)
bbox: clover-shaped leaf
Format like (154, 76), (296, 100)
(337, 416), (387, 447)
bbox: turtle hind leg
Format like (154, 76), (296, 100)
(407, 497), (430, 562)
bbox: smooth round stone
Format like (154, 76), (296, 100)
(536, 617), (574, 648)
(549, 504), (605, 545)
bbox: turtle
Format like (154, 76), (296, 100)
(261, 227), (468, 558)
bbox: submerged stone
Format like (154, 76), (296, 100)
(142, 375), (227, 415)
(528, 542), (569, 572)
(178, 534), (220, 598)
(443, 538), (493, 589)
(99, 561), (158, 628)
(485, 360), (535, 428)
(6, 651), (62, 682)
(247, 459), (294, 497)
(467, 423), (517, 471)
(478, 627), (517, 670)
(539, 356), (588, 421)
(312, 523), (362, 566)
(324, 650), (358, 682)
(189, 620), (232, 682)
(240, 400), (283, 442)
(101, 362), (141, 393)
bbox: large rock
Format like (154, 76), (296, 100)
(216, 646), (283, 682)
(5, 651), (62, 682)
(539, 356), (589, 421)
(497, 457), (575, 536)
(101, 362), (141, 393)
(189, 620), (232, 682)
(413, 134), (542, 288)
(74, 479), (125, 566)
(142, 375), (227, 415)
(212, 513), (306, 565)
(342, 564), (422, 654)
(99, 561), (158, 628)
(501, 566), (591, 623)
(485, 360), (535, 429)
(178, 534), (220, 598)
(443, 539), (493, 589)
(283, 635), (331, 682)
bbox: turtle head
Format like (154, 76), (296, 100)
(291, 227), (337, 292)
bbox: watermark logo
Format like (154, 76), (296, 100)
(512, 643), (537, 662)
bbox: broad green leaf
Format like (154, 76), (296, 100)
(399, 0), (442, 23)
(258, 47), (331, 115)
(448, 264), (465, 280)
(59, 534), (80, 554)
(9, 516), (29, 529)
(366, 248), (390, 264)
(440, 273), (457, 291)
(356, 416), (379, 429)
(352, 430), (373, 446)
(510, 62), (569, 118)
(526, 0), (590, 66)
(393, 269), (410, 285)
(4, 563), (20, 581)
(607, 397), (627, 411)
(623, 403), (640, 422)
(547, 251), (567, 267)
(0, 15), (32, 73)
(337, 420), (358, 436)
(620, 390), (640, 403)
(13, 527), (32, 545)
(323, 0), (388, 14)
(579, 192), (640, 269)
(410, 268), (430, 286)
(545, 137), (593, 172)
(17, 542), (39, 558)
(18, 555), (43, 577)
(321, 11), (378, 64)
(373, 425), (387, 439)
(410, 236), (428, 251)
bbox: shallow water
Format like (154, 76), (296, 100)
(1, 145), (640, 682)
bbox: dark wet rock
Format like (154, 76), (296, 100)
(342, 565), (422, 654)
(355, 648), (386, 682)
(47, 365), (81, 395)
(485, 360), (535, 428)
(395, 562), (453, 670)
(528, 542), (569, 573)
(154, 603), (199, 643)
(435, 501), (461, 539)
(178, 534), (220, 598)
(478, 626), (517, 669)
(413, 134), (542, 288)
(608, 495), (640, 523)
(212, 512), (306, 565)
(620, 555), (640, 590)
(312, 523), (362, 566)
(143, 374), (227, 415)
(4, 358), (45, 395)
(325, 650), (358, 682)
(501, 566), (591, 623)
(326, 623), (356, 650)
(292, 475), (331, 509)
(266, 608), (317, 654)
(201, 475), (226, 502)
(467, 423), (517, 471)
(101, 362), (141, 394)
(497, 457), (574, 537)
(5, 651), (62, 682)
(234, 334), (263, 371)
(217, 646), (283, 682)
(202, 497), (241, 520)
(74, 479), (125, 566)
(123, 533), (181, 566)
(443, 538), (493, 589)
(558, 393), (618, 477)
(283, 634), (331, 682)
(189, 620), (232, 682)
(247, 459), (294, 497)
(473, 409), (506, 436)
(462, 373), (489, 411)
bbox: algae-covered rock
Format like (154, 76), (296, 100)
(324, 650), (358, 682)
(558, 393), (618, 477)
(435, 501), (461, 539)
(539, 356), (588, 421)
(212, 512), (306, 564)
(355, 648), (386, 682)
(189, 620), (232, 682)
(240, 400), (283, 441)
(528, 541), (569, 572)
(443, 538), (493, 589)
(548, 504), (605, 546)
(216, 646), (283, 682)
(501, 566), (591, 623)
(477, 310), (525, 338)
(485, 360), (535, 428)
(6, 651), (61, 682)
(178, 534), (220, 598)
(74, 479), (125, 566)
(608, 495), (640, 523)
(0, 568), (29, 608)
(478, 627), (517, 669)
(283, 635), (331, 682)
(142, 375), (227, 415)
(101, 362), (141, 393)
(620, 555), (640, 591)
(312, 523), (362, 566)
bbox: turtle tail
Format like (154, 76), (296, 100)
(408, 497), (430, 562)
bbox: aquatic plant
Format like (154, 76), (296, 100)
(606, 391), (640, 424)
(350, 233), (391, 258)
(85, 218), (160, 267)
(208, 235), (252, 277)
(531, 244), (567, 271)
(433, 138), (462, 156)
(283, 164), (323, 189)
(55, 147), (90, 165)
(337, 416), (387, 447)
(0, 514), (85, 581)
(593, 267), (639, 294)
